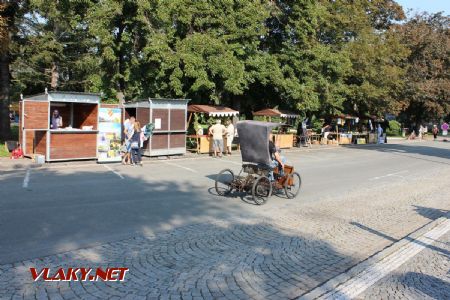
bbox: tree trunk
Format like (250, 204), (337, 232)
(50, 62), (59, 90)
(0, 50), (11, 140)
(0, 0), (12, 140)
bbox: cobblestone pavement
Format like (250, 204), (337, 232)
(0, 167), (449, 299)
(360, 232), (450, 300)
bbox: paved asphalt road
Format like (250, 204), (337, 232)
(0, 141), (449, 264)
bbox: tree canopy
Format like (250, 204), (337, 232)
(0, 0), (449, 138)
(396, 12), (450, 126)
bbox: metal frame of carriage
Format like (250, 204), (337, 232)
(215, 121), (301, 205)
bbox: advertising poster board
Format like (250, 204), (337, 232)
(97, 108), (122, 162)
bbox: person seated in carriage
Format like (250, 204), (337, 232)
(268, 134), (286, 181)
(236, 120), (291, 179)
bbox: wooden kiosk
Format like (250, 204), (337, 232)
(124, 98), (189, 156)
(186, 105), (239, 154)
(20, 92), (100, 161)
(253, 108), (299, 148)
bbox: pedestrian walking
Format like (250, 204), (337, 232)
(418, 125), (423, 139)
(432, 125), (439, 141)
(124, 116), (135, 137)
(442, 122), (449, 136)
(130, 122), (143, 166)
(321, 124), (331, 140)
(121, 140), (132, 165)
(382, 119), (390, 143)
(123, 116), (136, 165)
(377, 124), (384, 144)
(225, 120), (234, 155)
(209, 119), (226, 158)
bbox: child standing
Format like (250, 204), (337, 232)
(10, 144), (24, 159)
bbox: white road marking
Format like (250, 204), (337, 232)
(163, 162), (198, 173)
(299, 218), (450, 300)
(369, 170), (408, 181)
(22, 169), (31, 188)
(103, 165), (124, 179)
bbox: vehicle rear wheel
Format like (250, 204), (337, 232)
(284, 172), (301, 199)
(252, 175), (272, 205)
(215, 169), (235, 196)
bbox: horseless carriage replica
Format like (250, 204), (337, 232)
(215, 121), (302, 205)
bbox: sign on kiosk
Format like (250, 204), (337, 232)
(97, 108), (122, 162)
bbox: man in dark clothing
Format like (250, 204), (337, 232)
(380, 119), (390, 143)
(268, 135), (286, 180)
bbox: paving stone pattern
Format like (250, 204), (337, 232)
(0, 168), (449, 300)
(360, 232), (450, 299)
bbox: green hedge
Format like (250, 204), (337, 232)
(386, 120), (401, 136)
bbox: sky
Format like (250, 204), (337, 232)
(396, 0), (450, 15)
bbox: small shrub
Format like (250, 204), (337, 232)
(387, 120), (401, 136)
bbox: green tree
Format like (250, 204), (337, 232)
(343, 29), (409, 117)
(11, 0), (98, 96)
(396, 13), (450, 126)
(87, 0), (146, 101)
(0, 0), (24, 140)
(315, 0), (407, 118)
(262, 1), (351, 116)
(137, 0), (271, 110)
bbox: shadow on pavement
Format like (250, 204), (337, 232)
(342, 142), (450, 165)
(0, 167), (369, 299)
(393, 272), (450, 299)
(350, 222), (398, 242)
(0, 167), (249, 264)
(413, 205), (449, 221)
(3, 221), (359, 299)
(350, 219), (450, 258)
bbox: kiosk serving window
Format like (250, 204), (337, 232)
(49, 102), (98, 130)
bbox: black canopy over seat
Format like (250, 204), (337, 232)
(236, 121), (279, 166)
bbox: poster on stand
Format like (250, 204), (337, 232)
(97, 108), (122, 162)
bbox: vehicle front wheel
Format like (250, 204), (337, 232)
(252, 175), (272, 205)
(215, 169), (235, 196)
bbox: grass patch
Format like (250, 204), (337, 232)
(0, 145), (9, 157)
(0, 124), (19, 157)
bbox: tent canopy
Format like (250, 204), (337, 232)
(188, 104), (239, 117)
(334, 114), (358, 120)
(253, 108), (299, 119)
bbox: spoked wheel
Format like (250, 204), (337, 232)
(252, 175), (272, 205)
(284, 172), (301, 199)
(215, 169), (235, 196)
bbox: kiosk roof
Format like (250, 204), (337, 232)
(187, 105), (239, 117)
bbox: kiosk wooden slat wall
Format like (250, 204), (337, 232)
(124, 98), (189, 156)
(50, 132), (97, 159)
